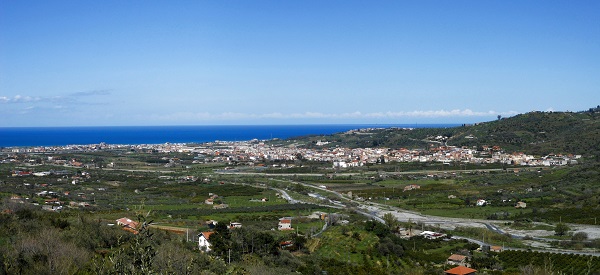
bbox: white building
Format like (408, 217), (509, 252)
(198, 231), (214, 252)
(278, 218), (293, 230)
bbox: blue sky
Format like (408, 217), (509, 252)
(1, 1), (599, 127)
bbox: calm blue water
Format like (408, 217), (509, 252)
(0, 124), (459, 147)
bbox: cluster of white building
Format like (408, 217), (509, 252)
(2, 140), (581, 168)
(188, 142), (580, 168)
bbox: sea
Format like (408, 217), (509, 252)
(0, 124), (459, 147)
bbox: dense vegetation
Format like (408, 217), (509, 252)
(2, 199), (598, 274)
(292, 109), (600, 157)
(497, 250), (600, 274)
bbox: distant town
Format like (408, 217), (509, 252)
(2, 138), (580, 169)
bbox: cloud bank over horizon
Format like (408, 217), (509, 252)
(0, 91), (571, 126)
(150, 109), (520, 122)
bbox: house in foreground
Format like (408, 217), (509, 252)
(198, 231), (214, 252)
(490, 245), (503, 252)
(447, 254), (470, 267)
(116, 217), (139, 234)
(278, 218), (293, 230)
(445, 266), (477, 275)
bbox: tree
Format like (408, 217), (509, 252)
(210, 221), (232, 257)
(292, 234), (307, 251)
(377, 237), (404, 257)
(382, 213), (399, 231)
(554, 223), (570, 236)
(365, 220), (390, 238)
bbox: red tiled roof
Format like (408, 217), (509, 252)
(201, 231), (214, 240)
(116, 217), (139, 229)
(445, 266), (477, 275)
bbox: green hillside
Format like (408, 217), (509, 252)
(292, 107), (600, 157)
(449, 110), (600, 156)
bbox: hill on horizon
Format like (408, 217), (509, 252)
(293, 107), (600, 157)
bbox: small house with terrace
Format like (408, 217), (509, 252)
(278, 218), (293, 230)
(447, 254), (470, 267)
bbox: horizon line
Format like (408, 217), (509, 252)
(0, 122), (468, 129)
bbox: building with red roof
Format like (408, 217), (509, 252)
(116, 217), (139, 234)
(198, 231), (214, 252)
(445, 266), (477, 275)
(278, 218), (293, 230)
(447, 254), (469, 267)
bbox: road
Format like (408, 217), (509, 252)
(273, 187), (296, 203)
(216, 167), (525, 178)
(265, 177), (600, 256)
(272, 186), (344, 210)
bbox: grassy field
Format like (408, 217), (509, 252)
(311, 226), (379, 263)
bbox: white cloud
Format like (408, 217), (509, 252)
(0, 95), (42, 103)
(151, 109), (518, 121)
(1, 90), (111, 107)
(380, 109), (517, 118)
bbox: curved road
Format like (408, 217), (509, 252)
(264, 177), (600, 256)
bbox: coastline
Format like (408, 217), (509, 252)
(0, 124), (460, 148)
